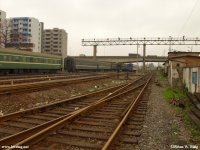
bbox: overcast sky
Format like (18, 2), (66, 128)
(1, 0), (200, 56)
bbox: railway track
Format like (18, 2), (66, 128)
(0, 74), (152, 149)
(0, 73), (126, 95)
(0, 73), (67, 80)
(0, 74), (83, 85)
(0, 72), (122, 86)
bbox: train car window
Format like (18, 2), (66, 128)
(22, 57), (26, 62)
(41, 58), (44, 63)
(15, 56), (20, 62)
(3, 55), (7, 61)
(30, 57), (33, 62)
(0, 55), (3, 61)
(34, 58), (37, 62)
(38, 58), (41, 63)
(7, 56), (11, 61)
(43, 59), (47, 63)
(26, 57), (30, 62)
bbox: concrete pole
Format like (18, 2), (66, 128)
(143, 44), (146, 73)
(136, 44), (139, 73)
(93, 45), (97, 60)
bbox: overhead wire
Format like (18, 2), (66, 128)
(179, 0), (199, 34)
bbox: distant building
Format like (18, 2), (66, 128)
(128, 53), (140, 57)
(168, 51), (200, 58)
(79, 54), (86, 57)
(0, 10), (6, 48)
(7, 17), (42, 52)
(42, 28), (67, 56)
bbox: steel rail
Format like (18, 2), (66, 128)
(0, 74), (89, 85)
(0, 73), (66, 80)
(0, 74), (112, 95)
(0, 72), (139, 122)
(0, 74), (146, 146)
(0, 82), (128, 123)
(2, 76), (148, 149)
(102, 75), (152, 150)
(0, 72), (124, 85)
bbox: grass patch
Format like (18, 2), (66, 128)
(163, 87), (200, 143)
(163, 87), (187, 103)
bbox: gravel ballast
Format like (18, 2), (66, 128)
(136, 77), (197, 150)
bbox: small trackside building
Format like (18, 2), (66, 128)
(183, 60), (200, 93)
(167, 55), (200, 93)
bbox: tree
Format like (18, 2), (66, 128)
(0, 19), (11, 48)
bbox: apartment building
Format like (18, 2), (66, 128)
(42, 28), (67, 56)
(8, 17), (42, 52)
(0, 10), (6, 48)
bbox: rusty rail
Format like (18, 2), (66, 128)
(102, 75), (152, 149)
(0, 75), (149, 148)
(0, 74), (111, 95)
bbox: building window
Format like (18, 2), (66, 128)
(29, 24), (31, 27)
(29, 29), (31, 32)
(29, 19), (31, 22)
(192, 72), (197, 85)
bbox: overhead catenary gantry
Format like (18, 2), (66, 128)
(81, 37), (200, 72)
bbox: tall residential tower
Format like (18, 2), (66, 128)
(42, 28), (67, 56)
(8, 17), (42, 52)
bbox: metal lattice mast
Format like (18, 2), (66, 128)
(81, 37), (200, 72)
(82, 37), (200, 46)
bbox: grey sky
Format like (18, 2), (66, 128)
(0, 0), (200, 56)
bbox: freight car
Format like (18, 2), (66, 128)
(0, 48), (62, 74)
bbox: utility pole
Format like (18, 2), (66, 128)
(143, 43), (146, 73)
(136, 44), (139, 73)
(93, 45), (97, 60)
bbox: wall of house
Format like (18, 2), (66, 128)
(183, 68), (190, 91)
(183, 67), (199, 93)
(168, 60), (186, 88)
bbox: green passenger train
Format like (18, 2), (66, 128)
(0, 48), (62, 74)
(0, 48), (131, 74)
